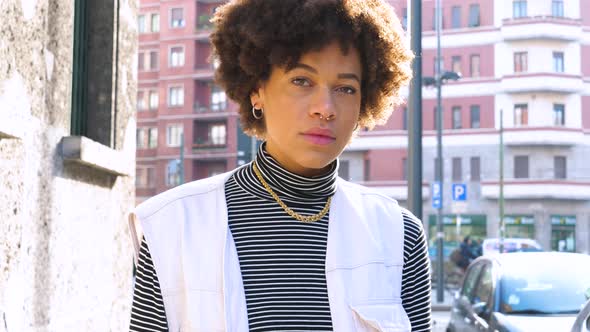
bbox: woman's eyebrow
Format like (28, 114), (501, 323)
(291, 63), (360, 83)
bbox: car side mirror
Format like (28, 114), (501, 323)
(571, 299), (590, 332)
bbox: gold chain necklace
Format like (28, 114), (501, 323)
(252, 162), (332, 223)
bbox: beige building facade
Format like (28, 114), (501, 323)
(0, 0), (138, 330)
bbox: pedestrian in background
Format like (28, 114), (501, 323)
(128, 0), (431, 331)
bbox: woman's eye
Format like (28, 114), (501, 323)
(337, 86), (357, 95)
(291, 77), (311, 87)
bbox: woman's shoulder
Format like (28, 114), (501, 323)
(134, 170), (235, 221)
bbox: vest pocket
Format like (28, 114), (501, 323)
(350, 301), (411, 332)
(327, 261), (403, 304)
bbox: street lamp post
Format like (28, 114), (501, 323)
(423, 0), (461, 303)
(408, 0), (423, 221)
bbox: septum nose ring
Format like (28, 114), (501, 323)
(319, 114), (334, 121)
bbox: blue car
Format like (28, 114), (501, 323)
(447, 252), (590, 332)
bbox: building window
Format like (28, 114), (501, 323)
(136, 128), (146, 149)
(452, 106), (462, 129)
(169, 47), (185, 67)
(149, 90), (158, 110)
(468, 4), (480, 27)
(551, 216), (576, 252)
(151, 13), (160, 32)
(514, 155), (529, 179)
(553, 52), (564, 73)
(402, 8), (408, 30)
(137, 91), (146, 111)
(514, 52), (528, 73)
(451, 56), (461, 75)
(211, 85), (227, 111)
(451, 6), (461, 29)
(136, 168), (146, 187)
(149, 51), (158, 70)
(553, 104), (565, 126)
(148, 127), (158, 148)
(470, 54), (480, 78)
(363, 159), (370, 182)
(470, 105), (480, 128)
(470, 157), (481, 181)
(138, 52), (144, 71)
(70, 0), (119, 147)
(136, 167), (155, 188)
(166, 124), (183, 147)
(138, 14), (146, 33)
(552, 0), (564, 17)
(452, 157), (462, 181)
(170, 8), (185, 28)
(513, 0), (527, 18)
(209, 124), (227, 145)
(168, 86), (184, 106)
(339, 160), (350, 180)
(554, 156), (566, 179)
(402, 106), (408, 130)
(514, 104), (528, 126)
(147, 167), (155, 188)
(166, 160), (182, 187)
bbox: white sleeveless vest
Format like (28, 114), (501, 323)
(129, 170), (411, 332)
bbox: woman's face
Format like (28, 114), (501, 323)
(251, 42), (362, 177)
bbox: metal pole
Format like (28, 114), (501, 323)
(435, 0), (444, 303)
(499, 109), (505, 253)
(408, 0), (423, 221)
(179, 132), (185, 184)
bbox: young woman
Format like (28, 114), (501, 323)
(129, 0), (431, 331)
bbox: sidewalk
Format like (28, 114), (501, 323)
(431, 288), (455, 311)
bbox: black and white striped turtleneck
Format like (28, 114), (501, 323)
(130, 143), (432, 332)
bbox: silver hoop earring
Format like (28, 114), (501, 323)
(252, 106), (264, 120)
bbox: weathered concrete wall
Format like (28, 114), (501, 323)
(0, 0), (137, 331)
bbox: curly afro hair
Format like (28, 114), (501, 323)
(210, 0), (413, 138)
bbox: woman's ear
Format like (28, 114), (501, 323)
(250, 84), (265, 108)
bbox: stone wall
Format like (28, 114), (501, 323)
(0, 0), (137, 330)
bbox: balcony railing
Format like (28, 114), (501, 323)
(193, 102), (228, 113)
(192, 141), (227, 149)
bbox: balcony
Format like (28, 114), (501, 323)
(481, 180), (590, 200)
(193, 63), (215, 80)
(501, 16), (582, 41)
(503, 127), (586, 146)
(192, 141), (227, 150)
(193, 102), (228, 118)
(501, 73), (583, 94)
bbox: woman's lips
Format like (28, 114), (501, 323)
(301, 134), (336, 145)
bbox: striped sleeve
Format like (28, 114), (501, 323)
(400, 208), (433, 332)
(130, 237), (169, 332)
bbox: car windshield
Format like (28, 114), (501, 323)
(500, 257), (590, 315)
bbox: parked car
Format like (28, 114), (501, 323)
(482, 238), (542, 256)
(447, 252), (590, 332)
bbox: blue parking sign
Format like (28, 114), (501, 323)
(432, 182), (442, 209)
(452, 184), (467, 201)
